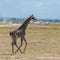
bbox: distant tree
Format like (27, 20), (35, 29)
(11, 18), (17, 23)
(0, 18), (3, 22)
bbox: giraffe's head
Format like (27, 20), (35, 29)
(31, 14), (37, 20)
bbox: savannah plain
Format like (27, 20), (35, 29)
(0, 23), (60, 60)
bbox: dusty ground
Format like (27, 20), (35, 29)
(0, 24), (60, 60)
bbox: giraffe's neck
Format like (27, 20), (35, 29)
(18, 16), (32, 31)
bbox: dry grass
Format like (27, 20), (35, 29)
(0, 24), (60, 60)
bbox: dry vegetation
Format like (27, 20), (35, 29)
(0, 24), (60, 60)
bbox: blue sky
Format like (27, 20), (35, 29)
(0, 0), (60, 19)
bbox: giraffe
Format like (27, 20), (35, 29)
(9, 15), (37, 54)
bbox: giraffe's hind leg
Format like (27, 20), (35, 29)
(11, 42), (14, 54)
(11, 39), (16, 54)
(11, 37), (22, 54)
(12, 41), (22, 54)
(15, 37), (23, 54)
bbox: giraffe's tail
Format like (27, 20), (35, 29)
(9, 31), (12, 35)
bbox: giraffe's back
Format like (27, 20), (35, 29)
(14, 29), (25, 37)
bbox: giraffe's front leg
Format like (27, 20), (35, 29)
(23, 37), (27, 53)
